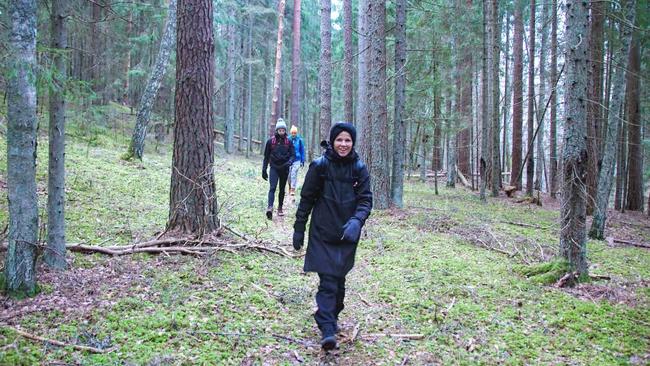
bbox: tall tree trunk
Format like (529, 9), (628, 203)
(319, 0), (332, 141)
(457, 0), (473, 180)
(369, 0), (390, 208)
(45, 0), (67, 269)
(490, 0), (501, 196)
(246, 14), (253, 158)
(560, 0), (590, 277)
(290, 0), (302, 128)
(168, 0), (219, 234)
(343, 0), (354, 122)
(270, 0), (287, 137)
(5, 0), (39, 296)
(615, 115), (627, 210)
(525, 0), (536, 196)
(589, 0), (636, 240)
(502, 11), (510, 175)
(126, 0), (177, 160)
(391, 0), (407, 207)
(356, 0), (370, 161)
(480, 0), (488, 201)
(586, 0), (605, 215)
(225, 9), (237, 152)
(549, 0), (558, 198)
(510, 0), (524, 190)
(534, 0), (548, 191)
(625, 37), (642, 211)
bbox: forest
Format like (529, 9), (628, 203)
(0, 0), (648, 364)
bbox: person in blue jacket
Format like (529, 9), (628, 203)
(292, 122), (373, 350)
(288, 125), (305, 196)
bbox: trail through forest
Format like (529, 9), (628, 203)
(0, 134), (648, 365)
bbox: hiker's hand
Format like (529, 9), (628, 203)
(341, 218), (361, 244)
(293, 231), (304, 250)
(262, 170), (268, 180)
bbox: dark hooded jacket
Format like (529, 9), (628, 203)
(294, 148), (373, 276)
(263, 132), (295, 172)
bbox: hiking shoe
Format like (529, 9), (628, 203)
(277, 208), (284, 216)
(290, 188), (295, 196)
(266, 207), (273, 220)
(320, 335), (337, 351)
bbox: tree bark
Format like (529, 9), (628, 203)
(168, 0), (219, 234)
(615, 114), (627, 211)
(525, 0), (535, 196)
(502, 11), (510, 175)
(225, 7), (237, 153)
(560, 0), (590, 277)
(480, 0), (489, 201)
(246, 14), (254, 158)
(290, 0), (302, 128)
(391, 0), (407, 207)
(126, 0), (177, 160)
(490, 0), (501, 196)
(534, 0), (548, 191)
(589, 0), (636, 240)
(369, 0), (390, 208)
(5, 0), (39, 296)
(458, 0), (473, 180)
(319, 0), (332, 141)
(45, 0), (68, 269)
(270, 0), (287, 137)
(356, 0), (370, 161)
(549, 0), (558, 198)
(510, 0), (524, 190)
(343, 0), (354, 122)
(586, 0), (605, 215)
(625, 37), (642, 211)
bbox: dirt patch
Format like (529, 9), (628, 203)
(562, 280), (650, 307)
(0, 256), (176, 326)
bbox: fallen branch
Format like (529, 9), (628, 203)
(6, 326), (116, 354)
(612, 238), (650, 249)
(358, 294), (372, 307)
(362, 333), (425, 340)
(502, 221), (549, 230)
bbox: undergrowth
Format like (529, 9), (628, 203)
(0, 115), (648, 365)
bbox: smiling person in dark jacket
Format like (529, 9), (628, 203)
(292, 122), (373, 350)
(262, 118), (295, 219)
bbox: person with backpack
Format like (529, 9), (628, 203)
(262, 118), (295, 219)
(292, 122), (373, 350)
(288, 125), (306, 196)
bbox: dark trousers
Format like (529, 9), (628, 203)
(314, 273), (346, 335)
(267, 166), (288, 209)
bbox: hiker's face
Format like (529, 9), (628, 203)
(333, 131), (353, 157)
(277, 128), (286, 136)
(291, 131), (297, 137)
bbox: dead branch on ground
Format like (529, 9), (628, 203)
(5, 326), (116, 354)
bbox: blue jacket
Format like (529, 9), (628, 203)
(290, 135), (305, 164)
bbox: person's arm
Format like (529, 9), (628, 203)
(299, 139), (306, 165)
(352, 164), (373, 224)
(262, 139), (271, 172)
(294, 161), (321, 232)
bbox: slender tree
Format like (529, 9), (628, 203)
(590, 0), (636, 240)
(126, 0), (177, 160)
(560, 0), (590, 277)
(290, 0), (302, 127)
(168, 0), (219, 234)
(357, 0), (369, 160)
(534, 0), (548, 191)
(480, 0), (489, 201)
(369, 0), (390, 208)
(525, 0), (535, 196)
(586, 0), (605, 214)
(343, 0), (354, 122)
(490, 0), (501, 196)
(549, 0), (558, 198)
(502, 11), (510, 175)
(458, 0), (473, 180)
(391, 0), (407, 207)
(225, 7), (237, 153)
(45, 0), (68, 269)
(5, 0), (39, 296)
(270, 0), (287, 136)
(246, 13), (254, 158)
(625, 37), (642, 211)
(510, 0), (524, 190)
(319, 0), (332, 141)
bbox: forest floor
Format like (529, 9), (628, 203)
(0, 120), (649, 365)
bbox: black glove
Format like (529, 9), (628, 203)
(262, 170), (268, 180)
(293, 231), (304, 250)
(300, 161), (304, 167)
(341, 218), (362, 244)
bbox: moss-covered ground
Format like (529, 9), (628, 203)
(0, 121), (648, 365)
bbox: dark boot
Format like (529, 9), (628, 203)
(320, 325), (337, 351)
(266, 206), (273, 220)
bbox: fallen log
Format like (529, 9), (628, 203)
(612, 238), (650, 249)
